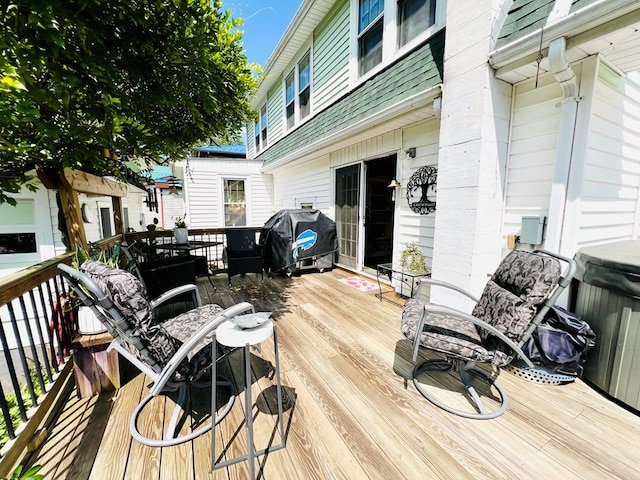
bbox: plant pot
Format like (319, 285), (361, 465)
(173, 227), (189, 244)
(77, 306), (107, 334)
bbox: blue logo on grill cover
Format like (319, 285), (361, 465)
(292, 229), (317, 259)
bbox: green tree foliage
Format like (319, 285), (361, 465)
(0, 0), (258, 204)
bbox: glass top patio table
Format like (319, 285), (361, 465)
(151, 240), (222, 252)
(376, 262), (430, 301)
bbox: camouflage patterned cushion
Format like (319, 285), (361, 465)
(402, 298), (509, 365)
(80, 260), (226, 382)
(401, 251), (562, 367)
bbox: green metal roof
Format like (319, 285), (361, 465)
(257, 29), (445, 166)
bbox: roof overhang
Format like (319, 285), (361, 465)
(489, 0), (640, 82)
(253, 0), (336, 104)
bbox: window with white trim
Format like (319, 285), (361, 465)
(260, 104), (267, 148)
(223, 179), (247, 227)
(285, 71), (295, 129)
(351, 0), (444, 82)
(398, 0), (436, 47)
(298, 51), (311, 120)
(255, 104), (267, 153)
(358, 0), (384, 75)
(254, 118), (261, 153)
(285, 50), (312, 130)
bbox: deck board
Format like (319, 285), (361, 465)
(28, 268), (640, 480)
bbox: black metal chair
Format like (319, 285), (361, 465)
(225, 228), (263, 285)
(58, 260), (255, 446)
(401, 249), (576, 419)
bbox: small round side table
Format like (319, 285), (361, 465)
(211, 318), (285, 479)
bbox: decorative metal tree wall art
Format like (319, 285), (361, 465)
(406, 166), (437, 214)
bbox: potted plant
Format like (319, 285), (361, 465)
(398, 241), (426, 273)
(173, 216), (189, 244)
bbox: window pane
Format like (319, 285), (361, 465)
(359, 19), (383, 75)
(299, 87), (310, 120)
(260, 105), (267, 145)
(298, 52), (310, 90)
(260, 106), (267, 130)
(0, 200), (34, 225)
(287, 103), (295, 129)
(399, 0), (435, 46)
(359, 0), (383, 32)
(285, 71), (295, 104)
(224, 179), (246, 227)
(0, 233), (37, 254)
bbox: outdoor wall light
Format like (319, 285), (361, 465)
(405, 147), (416, 158)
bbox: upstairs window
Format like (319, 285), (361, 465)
(298, 51), (311, 120)
(260, 104), (268, 144)
(254, 118), (261, 153)
(285, 71), (295, 129)
(358, 0), (384, 75)
(255, 104), (267, 152)
(284, 50), (312, 130)
(398, 0), (436, 47)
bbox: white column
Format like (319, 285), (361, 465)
(430, 0), (512, 305)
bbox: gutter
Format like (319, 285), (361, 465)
(489, 0), (640, 70)
(260, 85), (442, 173)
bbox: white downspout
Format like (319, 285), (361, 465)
(543, 36), (582, 256)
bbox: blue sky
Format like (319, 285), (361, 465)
(226, 1), (303, 67)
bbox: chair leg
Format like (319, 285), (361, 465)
(412, 359), (508, 419)
(130, 376), (237, 447)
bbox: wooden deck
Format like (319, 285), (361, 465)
(29, 268), (640, 479)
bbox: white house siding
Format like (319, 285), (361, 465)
(0, 184), (56, 277)
(575, 63), (640, 247)
(77, 186), (151, 240)
(313, 0), (350, 112)
(431, 0), (513, 304)
(397, 119), (440, 268)
(502, 72), (563, 252)
(271, 156), (331, 216)
(182, 158), (274, 229)
(184, 169), (220, 228)
(247, 120), (257, 158)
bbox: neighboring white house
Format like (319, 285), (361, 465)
(0, 174), (155, 278)
(176, 145), (274, 229)
(246, 0), (640, 304)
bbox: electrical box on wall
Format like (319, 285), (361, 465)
(521, 216), (546, 245)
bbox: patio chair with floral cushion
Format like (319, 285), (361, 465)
(58, 260), (255, 446)
(401, 249), (576, 419)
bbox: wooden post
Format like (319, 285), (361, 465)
(37, 166), (129, 250)
(37, 167), (88, 250)
(112, 196), (124, 234)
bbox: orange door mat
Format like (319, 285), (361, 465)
(338, 276), (378, 292)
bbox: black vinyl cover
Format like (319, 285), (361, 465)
(260, 209), (338, 272)
(574, 240), (640, 299)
